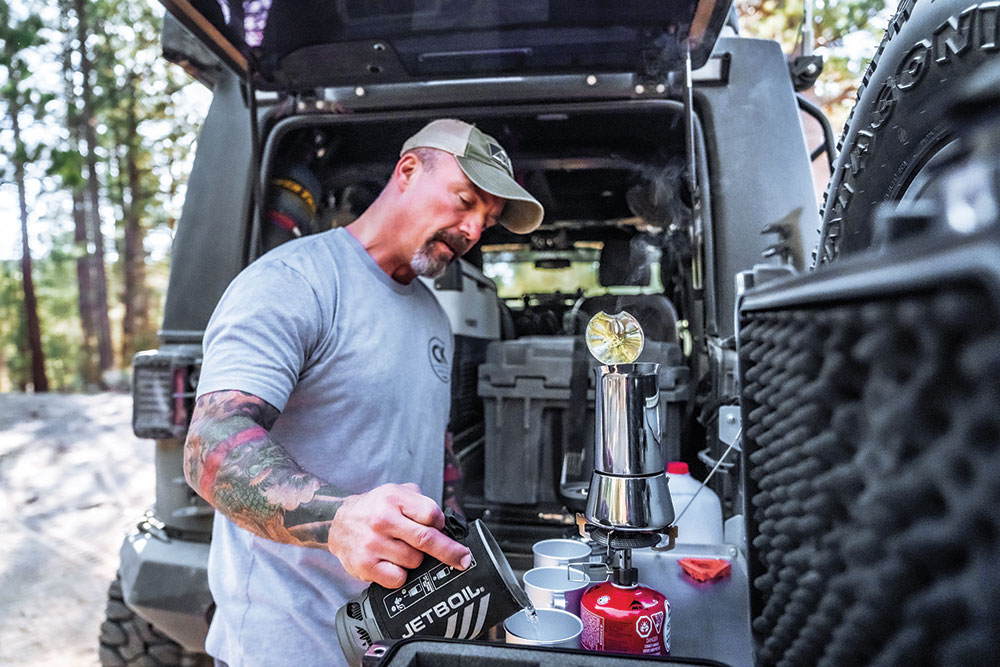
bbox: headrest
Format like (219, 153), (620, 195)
(599, 237), (651, 287)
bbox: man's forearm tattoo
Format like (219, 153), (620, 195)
(184, 390), (344, 549)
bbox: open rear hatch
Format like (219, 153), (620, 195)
(162, 0), (734, 89)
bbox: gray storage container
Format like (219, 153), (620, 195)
(478, 336), (689, 506)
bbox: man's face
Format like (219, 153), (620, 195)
(403, 153), (505, 278)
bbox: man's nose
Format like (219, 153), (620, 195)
(459, 212), (486, 243)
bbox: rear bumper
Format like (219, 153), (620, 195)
(118, 523), (213, 652)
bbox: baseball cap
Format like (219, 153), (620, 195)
(401, 119), (544, 234)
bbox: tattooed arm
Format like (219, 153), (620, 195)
(184, 389), (471, 587)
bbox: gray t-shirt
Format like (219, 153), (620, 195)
(196, 227), (452, 667)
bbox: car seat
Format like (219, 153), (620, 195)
(579, 237), (679, 342)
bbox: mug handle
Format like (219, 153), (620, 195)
(554, 595), (567, 611)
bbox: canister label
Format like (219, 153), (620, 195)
(580, 582), (670, 655)
(580, 605), (605, 649)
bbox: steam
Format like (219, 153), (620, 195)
(624, 157), (690, 230)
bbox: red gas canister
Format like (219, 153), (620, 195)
(579, 580), (670, 656)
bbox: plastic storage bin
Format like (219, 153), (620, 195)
(478, 336), (689, 506)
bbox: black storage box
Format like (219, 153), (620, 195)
(478, 336), (689, 506)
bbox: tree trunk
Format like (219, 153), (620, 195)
(76, 0), (114, 375)
(73, 189), (101, 383)
(11, 109), (49, 392)
(121, 74), (150, 362)
(62, 0), (100, 386)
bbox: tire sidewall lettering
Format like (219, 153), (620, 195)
(819, 0), (998, 263)
(895, 39), (932, 90)
(869, 77), (899, 130)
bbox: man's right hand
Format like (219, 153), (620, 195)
(328, 482), (472, 589)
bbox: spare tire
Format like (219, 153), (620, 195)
(99, 573), (211, 667)
(815, 0), (1000, 265)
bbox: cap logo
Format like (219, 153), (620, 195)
(487, 143), (512, 173)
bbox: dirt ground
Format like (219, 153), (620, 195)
(0, 392), (155, 667)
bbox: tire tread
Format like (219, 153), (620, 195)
(99, 572), (208, 667)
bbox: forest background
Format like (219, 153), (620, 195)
(1, 0), (890, 393)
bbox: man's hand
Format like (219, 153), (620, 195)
(328, 482), (472, 589)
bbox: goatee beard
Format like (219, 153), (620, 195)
(411, 244), (449, 278)
(411, 231), (470, 278)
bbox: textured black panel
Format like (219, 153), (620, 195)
(739, 283), (1000, 667)
(370, 636), (730, 666)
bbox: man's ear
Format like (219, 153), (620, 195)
(394, 153), (420, 191)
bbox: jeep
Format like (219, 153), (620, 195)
(101, 1), (1000, 665)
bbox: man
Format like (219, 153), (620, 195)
(183, 119), (543, 666)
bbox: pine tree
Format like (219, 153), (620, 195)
(51, 0), (101, 386)
(74, 0), (114, 376)
(0, 1), (49, 392)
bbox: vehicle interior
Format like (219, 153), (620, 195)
(255, 106), (700, 561)
(258, 108), (693, 249)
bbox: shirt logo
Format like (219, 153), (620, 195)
(488, 143), (512, 174)
(428, 337), (450, 383)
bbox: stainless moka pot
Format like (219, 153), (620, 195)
(584, 363), (674, 532)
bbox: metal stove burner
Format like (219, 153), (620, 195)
(588, 527), (660, 550)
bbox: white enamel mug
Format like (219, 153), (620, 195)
(523, 566), (591, 616)
(531, 538), (592, 568)
(504, 608), (583, 648)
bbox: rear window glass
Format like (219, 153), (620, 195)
(482, 244), (663, 300)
